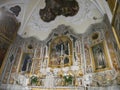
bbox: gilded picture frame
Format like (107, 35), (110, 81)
(49, 36), (72, 68)
(0, 37), (10, 74)
(107, 0), (117, 14)
(90, 41), (111, 72)
(112, 0), (120, 49)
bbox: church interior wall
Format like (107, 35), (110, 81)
(0, 15), (120, 90)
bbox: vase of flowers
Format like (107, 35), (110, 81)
(30, 75), (38, 86)
(63, 75), (73, 86)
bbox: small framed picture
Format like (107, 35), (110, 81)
(90, 41), (111, 72)
(112, 0), (120, 48)
(19, 53), (33, 73)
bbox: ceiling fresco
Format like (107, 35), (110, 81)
(39, 0), (79, 22)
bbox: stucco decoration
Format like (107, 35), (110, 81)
(10, 5), (21, 17)
(1, 0), (25, 22)
(29, 0), (97, 30)
(27, 0), (101, 39)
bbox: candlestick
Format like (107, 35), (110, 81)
(78, 41), (80, 53)
(68, 43), (70, 55)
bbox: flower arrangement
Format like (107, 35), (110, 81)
(63, 75), (73, 85)
(30, 75), (38, 85)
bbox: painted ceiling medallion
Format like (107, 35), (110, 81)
(10, 5), (21, 16)
(39, 0), (79, 22)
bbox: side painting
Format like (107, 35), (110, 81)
(49, 36), (72, 68)
(113, 1), (120, 46)
(0, 38), (9, 70)
(19, 53), (33, 73)
(90, 41), (110, 72)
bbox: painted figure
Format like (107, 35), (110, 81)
(92, 43), (106, 69)
(96, 47), (106, 68)
(22, 54), (32, 72)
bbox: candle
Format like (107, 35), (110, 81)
(43, 47), (46, 58)
(41, 46), (43, 60)
(75, 41), (77, 53)
(45, 45), (48, 57)
(75, 42), (76, 52)
(34, 48), (37, 58)
(61, 44), (63, 56)
(77, 42), (79, 53)
(78, 41), (80, 53)
(39, 47), (41, 58)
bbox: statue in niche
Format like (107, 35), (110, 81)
(20, 53), (33, 73)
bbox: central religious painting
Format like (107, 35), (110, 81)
(49, 36), (72, 68)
